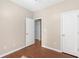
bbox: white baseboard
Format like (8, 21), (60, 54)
(42, 45), (62, 53)
(0, 46), (26, 58)
(42, 45), (79, 57)
(26, 40), (35, 47)
(0, 41), (35, 58)
(63, 51), (79, 57)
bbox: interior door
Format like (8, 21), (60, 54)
(60, 12), (77, 53)
(26, 17), (35, 47)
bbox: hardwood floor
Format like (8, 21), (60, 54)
(3, 40), (77, 58)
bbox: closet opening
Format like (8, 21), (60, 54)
(35, 19), (42, 46)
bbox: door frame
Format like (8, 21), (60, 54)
(35, 19), (42, 43)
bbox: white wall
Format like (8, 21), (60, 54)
(35, 20), (41, 41)
(0, 0), (33, 56)
(34, 0), (79, 50)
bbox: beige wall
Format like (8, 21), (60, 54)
(34, 0), (79, 50)
(0, 0), (33, 55)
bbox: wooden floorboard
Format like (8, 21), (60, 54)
(3, 40), (77, 58)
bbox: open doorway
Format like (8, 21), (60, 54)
(35, 19), (42, 46)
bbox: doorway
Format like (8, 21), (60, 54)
(35, 19), (42, 46)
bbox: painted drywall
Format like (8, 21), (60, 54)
(0, 0), (33, 55)
(35, 20), (41, 40)
(33, 0), (79, 50)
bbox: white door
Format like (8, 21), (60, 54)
(60, 12), (77, 54)
(26, 17), (35, 47)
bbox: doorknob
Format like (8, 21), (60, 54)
(26, 33), (28, 35)
(78, 32), (79, 34)
(62, 34), (65, 37)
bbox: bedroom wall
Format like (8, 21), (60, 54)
(0, 0), (33, 55)
(33, 0), (79, 50)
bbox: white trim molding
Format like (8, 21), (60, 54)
(63, 51), (79, 57)
(42, 45), (79, 57)
(0, 46), (26, 58)
(42, 45), (62, 53)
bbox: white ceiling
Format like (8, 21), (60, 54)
(10, 0), (64, 11)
